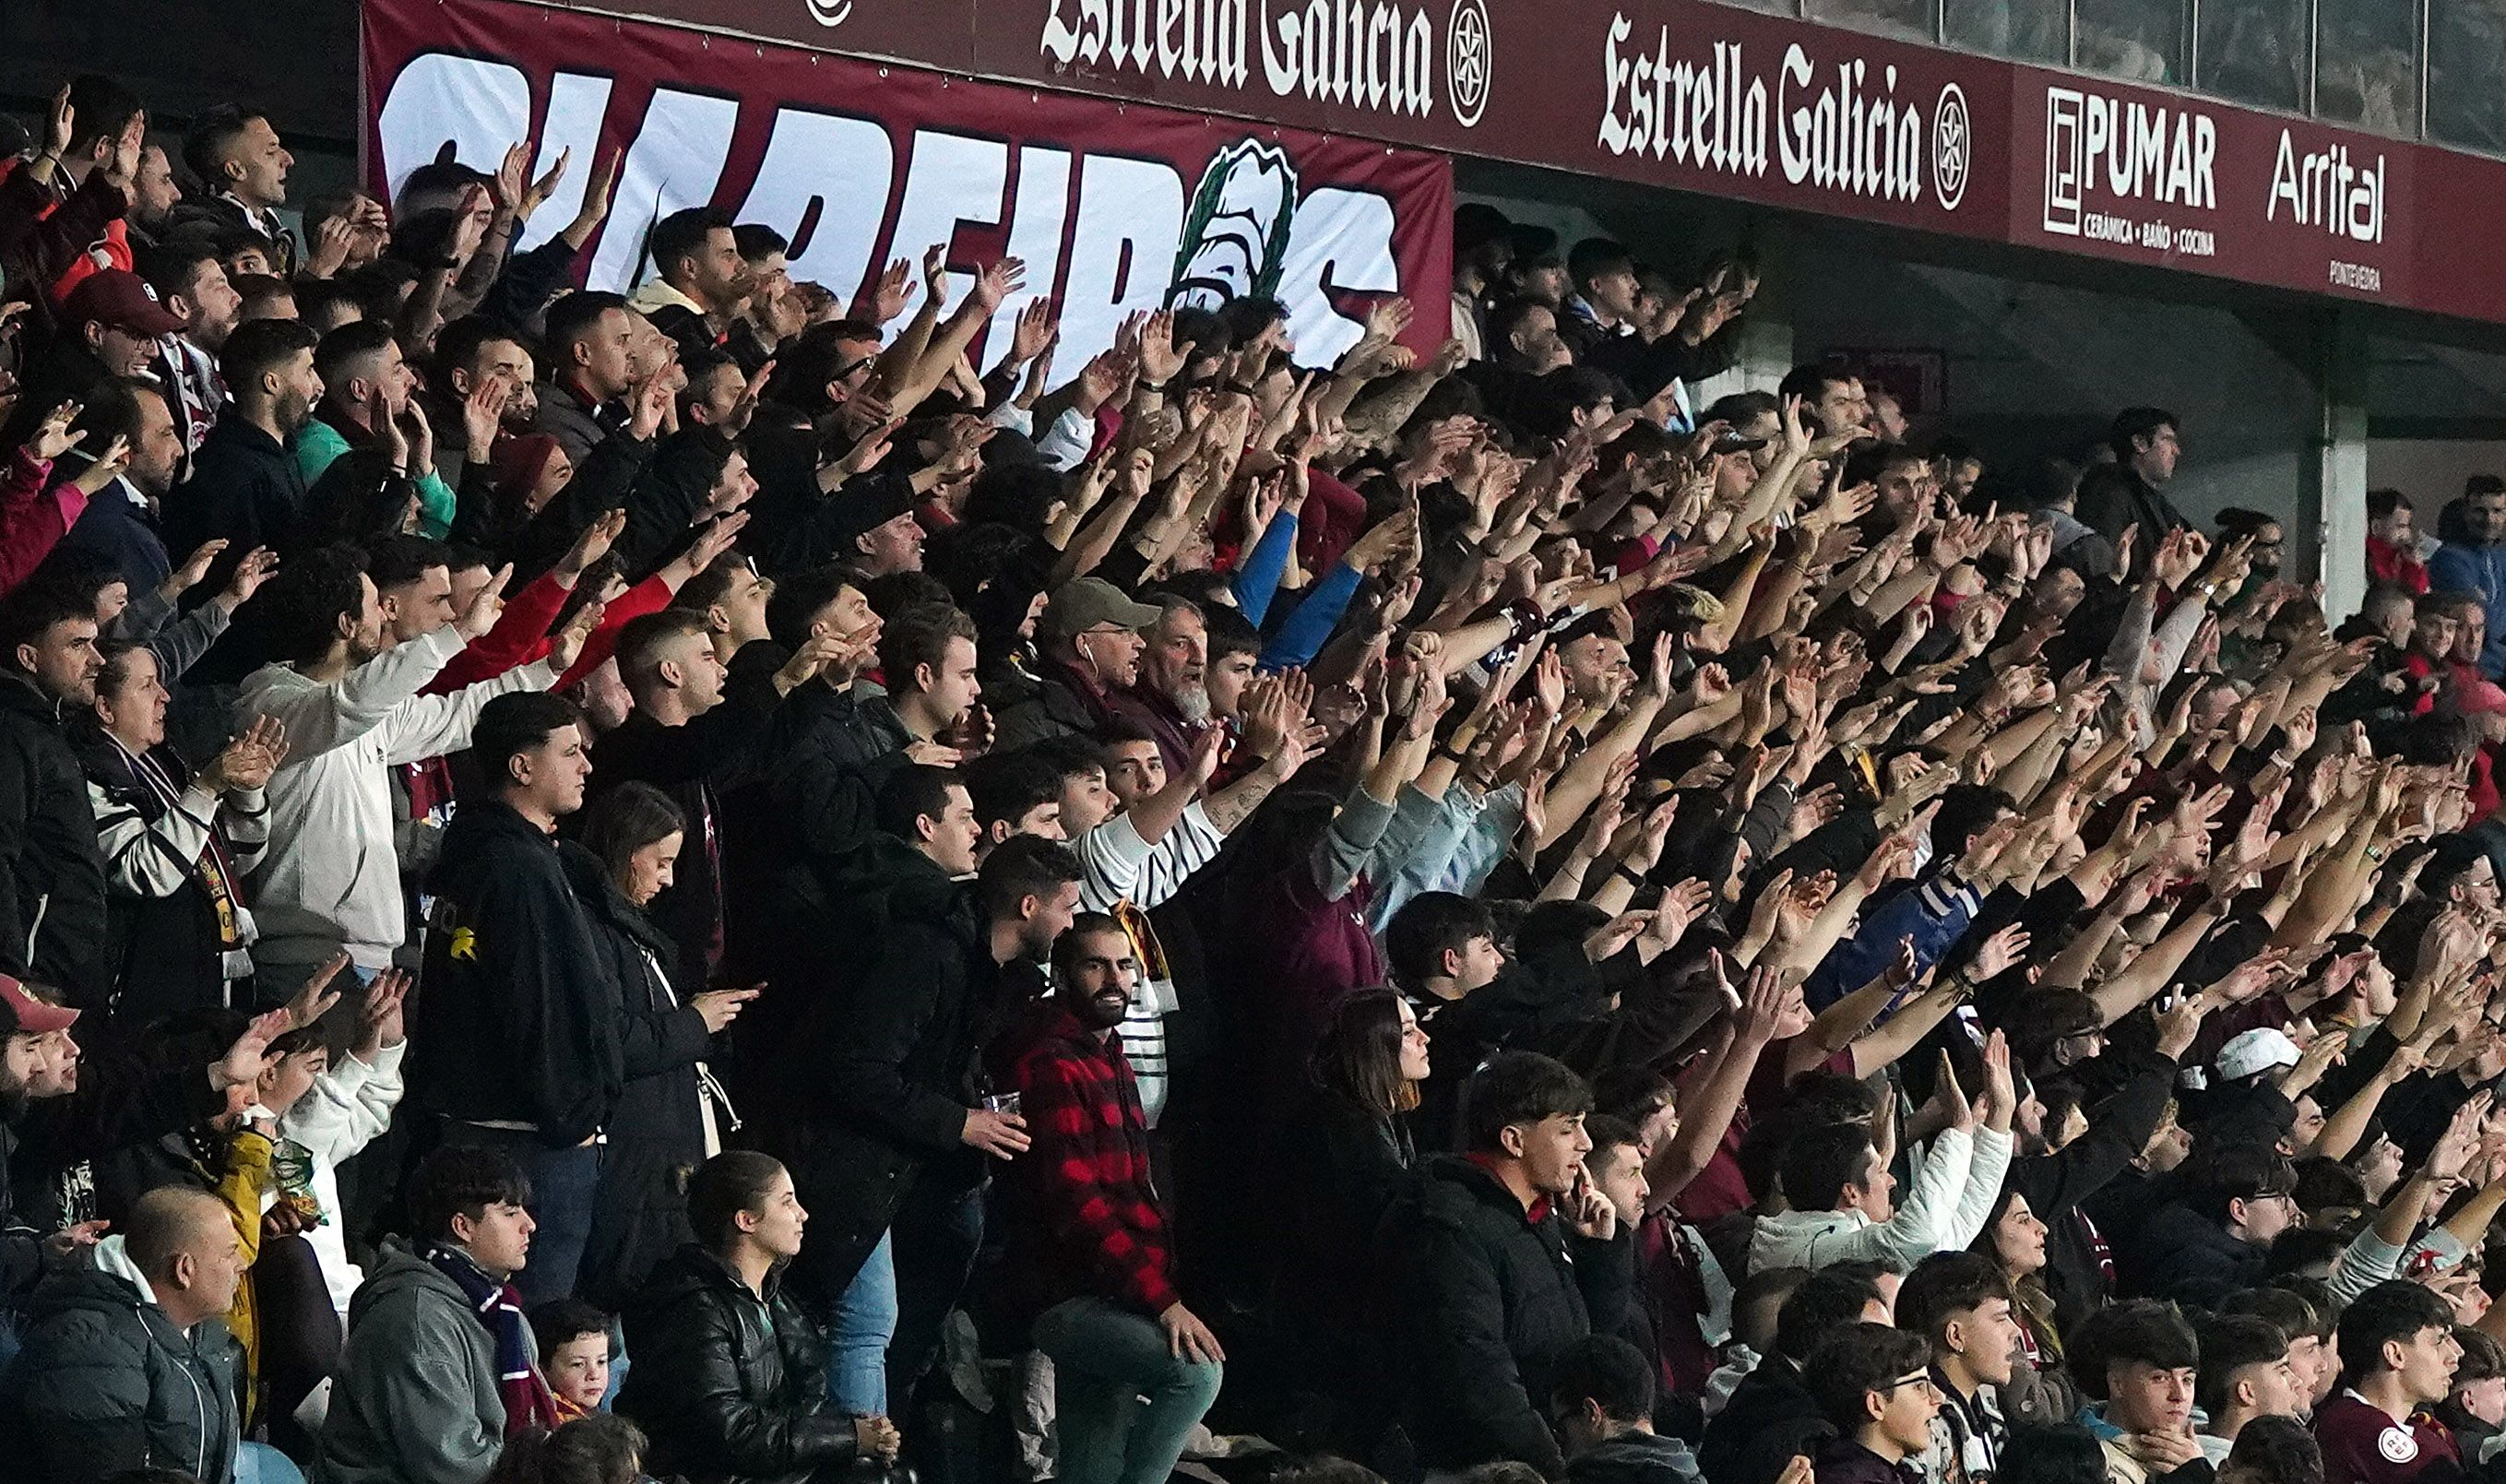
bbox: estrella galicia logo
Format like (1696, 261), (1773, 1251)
(1932, 83), (1969, 210)
(1447, 0), (1491, 127)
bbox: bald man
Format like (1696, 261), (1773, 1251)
(17, 1185), (249, 1484)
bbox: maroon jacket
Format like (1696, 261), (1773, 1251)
(2316, 1392), (2464, 1484)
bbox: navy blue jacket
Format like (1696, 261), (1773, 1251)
(58, 475), (171, 593)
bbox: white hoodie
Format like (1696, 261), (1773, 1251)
(240, 627), (552, 970)
(274, 1039), (409, 1315)
(1747, 1125), (2013, 1276)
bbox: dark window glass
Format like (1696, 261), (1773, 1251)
(2429, 0), (2506, 148)
(2075, 0), (2188, 82)
(1943, 0), (2069, 61)
(2314, 0), (2416, 135)
(2198, 0), (2310, 110)
(1805, 0), (1940, 40)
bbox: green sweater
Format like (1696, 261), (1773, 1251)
(296, 417), (455, 539)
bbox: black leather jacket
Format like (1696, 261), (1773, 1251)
(616, 1244), (861, 1484)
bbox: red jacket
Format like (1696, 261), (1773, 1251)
(423, 569), (674, 695)
(0, 449), (83, 595)
(994, 1000), (1180, 1323)
(2369, 536), (2430, 595)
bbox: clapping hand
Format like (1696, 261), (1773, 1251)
(206, 715), (289, 793)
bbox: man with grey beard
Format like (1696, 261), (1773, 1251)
(1117, 593), (1208, 776)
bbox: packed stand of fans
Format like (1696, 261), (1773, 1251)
(6, 65), (2506, 1484)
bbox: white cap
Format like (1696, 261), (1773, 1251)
(2215, 1027), (2301, 1082)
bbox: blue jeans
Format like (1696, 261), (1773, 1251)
(1032, 1296), (1223, 1484)
(438, 1122), (602, 1305)
(825, 1229), (896, 1416)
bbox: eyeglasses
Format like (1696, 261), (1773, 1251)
(1882, 1372), (1940, 1396)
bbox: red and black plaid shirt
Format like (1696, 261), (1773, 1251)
(999, 1002), (1181, 1318)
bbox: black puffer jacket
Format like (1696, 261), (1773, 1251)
(616, 1244), (861, 1484)
(1375, 1153), (1635, 1478)
(0, 671), (108, 1006)
(9, 1248), (243, 1484)
(568, 843), (716, 1312)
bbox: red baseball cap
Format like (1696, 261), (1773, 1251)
(0, 974), (77, 1035)
(64, 268), (187, 338)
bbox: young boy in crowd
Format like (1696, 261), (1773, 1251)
(532, 1298), (615, 1420)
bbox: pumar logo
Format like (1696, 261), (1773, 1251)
(1447, 0), (1491, 127)
(805, 0), (852, 27)
(1931, 82), (1968, 210)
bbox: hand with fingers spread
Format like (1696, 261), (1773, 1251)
(1969, 924), (2033, 981)
(281, 953), (353, 1033)
(30, 401), (86, 462)
(68, 432), (132, 494)
(685, 509), (754, 574)
(215, 545), (279, 608)
(210, 1007), (297, 1098)
(554, 509), (631, 587)
(1651, 878), (1714, 953)
(968, 257), (1027, 315)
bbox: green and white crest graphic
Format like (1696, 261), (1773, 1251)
(1169, 137), (1301, 311)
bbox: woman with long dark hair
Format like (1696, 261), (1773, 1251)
(1255, 985), (1431, 1451)
(1977, 1184), (2082, 1426)
(616, 1151), (901, 1484)
(568, 780), (753, 1309)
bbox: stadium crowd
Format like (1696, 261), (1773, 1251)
(2, 63), (2506, 1484)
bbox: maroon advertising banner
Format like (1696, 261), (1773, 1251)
(360, 0), (1455, 377)
(2001, 70), (2412, 307)
(491, 0), (2506, 329)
